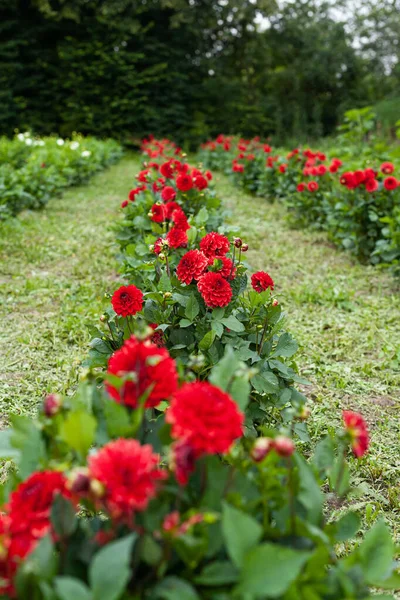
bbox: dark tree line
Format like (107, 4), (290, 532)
(0, 0), (399, 145)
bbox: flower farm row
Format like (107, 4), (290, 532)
(0, 137), (398, 599)
(199, 135), (400, 276)
(0, 132), (122, 219)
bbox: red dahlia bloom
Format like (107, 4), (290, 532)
(88, 439), (166, 519)
(177, 250), (208, 284)
(166, 382), (244, 456)
(121, 200), (128, 208)
(329, 164), (338, 173)
(194, 175), (208, 190)
(149, 323), (164, 347)
(164, 201), (180, 219)
(340, 172), (356, 189)
(172, 208), (190, 231)
(200, 232), (230, 258)
(380, 162), (394, 175)
(278, 164), (287, 173)
(384, 176), (398, 191)
(176, 173), (193, 192)
(161, 186), (176, 202)
(153, 237), (163, 255)
(170, 440), (197, 486)
(137, 169), (150, 183)
(210, 256), (236, 280)
(353, 170), (365, 185)
(197, 272), (232, 308)
(251, 271), (274, 293)
(343, 410), (369, 458)
(111, 285), (143, 317)
(205, 170), (213, 181)
(317, 165), (327, 176)
(150, 203), (166, 223)
(365, 178), (379, 193)
(233, 163), (244, 173)
(307, 181), (319, 192)
(364, 168), (376, 180)
(160, 161), (174, 178)
(106, 336), (178, 408)
(166, 227), (188, 248)
(128, 188), (138, 201)
(297, 183), (306, 192)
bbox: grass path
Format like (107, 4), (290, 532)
(214, 171), (400, 535)
(0, 154), (140, 418)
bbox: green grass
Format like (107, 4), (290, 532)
(214, 171), (400, 542)
(0, 153), (140, 418)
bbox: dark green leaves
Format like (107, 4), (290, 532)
(89, 534), (136, 600)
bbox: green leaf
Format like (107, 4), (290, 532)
(294, 455), (323, 525)
(199, 329), (216, 351)
(152, 576), (200, 599)
(209, 346), (239, 390)
(236, 543), (311, 597)
(51, 494), (77, 538)
(194, 561), (238, 586)
(271, 332), (299, 358)
(334, 512), (361, 542)
(185, 295), (199, 321)
(55, 577), (92, 600)
(159, 271), (172, 292)
(194, 206), (209, 226)
(59, 410), (97, 458)
(89, 534), (136, 600)
(222, 502), (262, 568)
(230, 376), (250, 411)
(251, 371), (279, 394)
(212, 307), (225, 320)
(11, 415), (45, 478)
(0, 429), (20, 459)
(104, 399), (132, 437)
(211, 320), (224, 337)
(179, 318), (192, 328)
(221, 315), (245, 332)
(358, 520), (394, 585)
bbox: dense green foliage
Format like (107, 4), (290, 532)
(0, 132), (122, 218)
(1, 0), (399, 145)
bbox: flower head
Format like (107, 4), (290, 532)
(166, 227), (188, 248)
(106, 336), (178, 408)
(343, 410), (369, 458)
(111, 285), (143, 317)
(197, 272), (232, 308)
(365, 178), (379, 193)
(200, 232), (230, 259)
(88, 439), (166, 520)
(251, 271), (274, 293)
(380, 162), (394, 175)
(383, 176), (398, 191)
(307, 181), (319, 192)
(177, 250), (208, 285)
(166, 382), (244, 456)
(176, 173), (193, 192)
(161, 186), (176, 202)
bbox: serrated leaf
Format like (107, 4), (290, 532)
(59, 410), (97, 458)
(222, 502), (262, 568)
(185, 295), (199, 321)
(89, 534), (136, 600)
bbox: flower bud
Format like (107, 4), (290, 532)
(147, 211), (153, 217)
(272, 299), (279, 307)
(233, 237), (242, 248)
(68, 468), (90, 494)
(251, 437), (274, 462)
(90, 479), (106, 498)
(241, 243), (249, 252)
(274, 436), (295, 457)
(43, 393), (62, 417)
(149, 244), (155, 252)
(100, 313), (108, 322)
(299, 406), (311, 421)
(158, 253), (165, 260)
(163, 292), (172, 299)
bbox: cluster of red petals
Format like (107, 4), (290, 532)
(307, 181), (319, 192)
(111, 285), (143, 317)
(212, 256), (236, 280)
(199, 232), (230, 258)
(166, 382), (244, 459)
(161, 186), (176, 202)
(251, 271), (275, 293)
(176, 173), (193, 192)
(383, 176), (398, 191)
(88, 439), (166, 520)
(197, 271), (232, 308)
(343, 410), (369, 458)
(176, 249), (208, 285)
(166, 227), (188, 248)
(106, 336), (178, 408)
(380, 162), (394, 175)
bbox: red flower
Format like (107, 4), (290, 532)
(193, 174), (208, 190)
(172, 208), (190, 231)
(251, 271), (274, 293)
(383, 176), (398, 191)
(166, 227), (188, 248)
(161, 186), (176, 202)
(176, 250), (208, 284)
(380, 162), (394, 175)
(233, 163), (244, 173)
(353, 170), (365, 186)
(278, 164), (287, 173)
(307, 181), (319, 192)
(160, 161), (174, 178)
(364, 168), (376, 180)
(200, 232), (230, 259)
(211, 256), (236, 280)
(106, 336), (178, 409)
(121, 200), (128, 209)
(197, 272), (232, 308)
(176, 173), (193, 192)
(205, 170), (213, 181)
(297, 183), (306, 192)
(329, 164), (339, 173)
(317, 165), (327, 176)
(137, 169), (150, 183)
(88, 439), (166, 519)
(149, 324), (164, 348)
(343, 411), (369, 458)
(166, 382), (244, 456)
(150, 203), (166, 223)
(128, 188), (138, 201)
(111, 285), (143, 317)
(365, 178), (379, 193)
(164, 201), (180, 219)
(153, 237), (163, 255)
(340, 172), (356, 189)
(8, 471), (71, 562)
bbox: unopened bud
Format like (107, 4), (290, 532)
(274, 436), (295, 457)
(147, 211), (153, 218)
(90, 479), (106, 498)
(272, 299), (279, 307)
(233, 237), (242, 248)
(299, 406), (311, 421)
(68, 468), (90, 494)
(100, 313), (108, 322)
(158, 253), (165, 260)
(251, 437), (274, 462)
(164, 292), (172, 299)
(149, 245), (155, 252)
(241, 243), (249, 252)
(44, 393), (62, 417)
